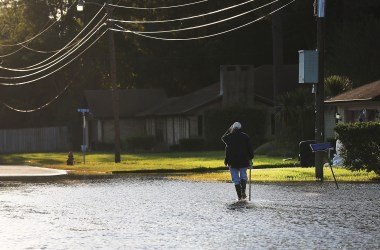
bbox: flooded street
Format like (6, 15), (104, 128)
(0, 176), (379, 249)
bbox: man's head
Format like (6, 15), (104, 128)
(231, 122), (242, 130)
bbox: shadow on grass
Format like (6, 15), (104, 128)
(112, 164), (300, 174)
(0, 155), (62, 165)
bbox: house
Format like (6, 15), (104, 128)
(324, 80), (380, 139)
(84, 65), (298, 149)
(84, 89), (167, 148)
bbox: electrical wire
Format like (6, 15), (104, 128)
(0, 1), (76, 48)
(0, 4), (106, 72)
(113, 0), (280, 34)
(20, 41), (81, 54)
(109, 0), (208, 10)
(110, 0), (257, 24)
(0, 27), (108, 86)
(0, 0), (293, 111)
(111, 0), (295, 41)
(0, 46), (25, 58)
(1, 84), (70, 112)
(0, 17), (105, 81)
(0, 16), (107, 80)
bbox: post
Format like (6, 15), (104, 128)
(78, 108), (90, 164)
(315, 0), (325, 180)
(107, 0), (121, 163)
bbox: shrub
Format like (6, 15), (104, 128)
(179, 138), (205, 151)
(125, 136), (156, 152)
(335, 122), (380, 175)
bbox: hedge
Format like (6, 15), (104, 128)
(335, 122), (380, 175)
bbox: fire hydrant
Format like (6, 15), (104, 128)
(67, 151), (74, 165)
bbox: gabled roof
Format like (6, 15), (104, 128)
(325, 80), (380, 103)
(85, 89), (167, 118)
(140, 83), (221, 116)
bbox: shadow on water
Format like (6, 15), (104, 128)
(226, 200), (256, 211)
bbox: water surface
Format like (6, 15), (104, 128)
(0, 176), (379, 249)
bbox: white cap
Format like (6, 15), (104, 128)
(231, 122), (242, 129)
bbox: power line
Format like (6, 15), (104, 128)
(1, 84), (70, 113)
(20, 42), (81, 54)
(109, 0), (208, 10)
(113, 0), (280, 34)
(0, 1), (76, 48)
(0, 16), (107, 80)
(111, 0), (295, 41)
(0, 46), (25, 58)
(110, 0), (257, 24)
(0, 17), (104, 84)
(0, 5), (106, 72)
(0, 27), (108, 86)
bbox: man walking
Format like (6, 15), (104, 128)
(221, 122), (254, 200)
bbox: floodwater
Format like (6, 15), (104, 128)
(0, 175), (379, 250)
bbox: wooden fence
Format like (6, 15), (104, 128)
(0, 126), (70, 153)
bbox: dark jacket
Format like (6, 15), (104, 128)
(221, 129), (254, 168)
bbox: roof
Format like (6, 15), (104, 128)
(84, 89), (167, 118)
(325, 80), (380, 103)
(140, 83), (222, 116)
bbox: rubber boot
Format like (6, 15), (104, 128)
(235, 184), (242, 200)
(241, 180), (247, 200)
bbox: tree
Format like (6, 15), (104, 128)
(324, 75), (353, 98)
(275, 86), (315, 154)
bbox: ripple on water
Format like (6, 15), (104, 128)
(0, 177), (379, 249)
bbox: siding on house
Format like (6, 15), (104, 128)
(324, 106), (336, 139)
(0, 127), (69, 153)
(93, 118), (146, 144)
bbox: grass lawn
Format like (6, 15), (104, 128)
(172, 167), (378, 182)
(0, 151), (378, 182)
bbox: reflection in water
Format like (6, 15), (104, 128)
(0, 176), (379, 249)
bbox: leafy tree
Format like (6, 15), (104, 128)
(324, 75), (353, 98)
(275, 86), (315, 154)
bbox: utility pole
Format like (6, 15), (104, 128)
(107, 0), (121, 163)
(315, 0), (326, 180)
(76, 0), (121, 163)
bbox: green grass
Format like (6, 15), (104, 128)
(173, 167), (378, 182)
(0, 151), (296, 173)
(0, 151), (378, 182)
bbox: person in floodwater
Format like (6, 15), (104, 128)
(221, 122), (254, 200)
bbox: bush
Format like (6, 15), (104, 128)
(335, 122), (380, 175)
(179, 138), (205, 151)
(125, 136), (156, 152)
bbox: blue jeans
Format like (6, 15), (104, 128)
(229, 167), (248, 185)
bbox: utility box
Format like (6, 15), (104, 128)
(298, 50), (318, 84)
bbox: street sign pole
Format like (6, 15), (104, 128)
(78, 108), (90, 164)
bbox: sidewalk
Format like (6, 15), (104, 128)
(0, 165), (67, 177)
